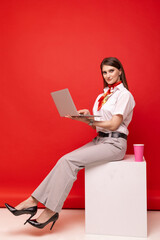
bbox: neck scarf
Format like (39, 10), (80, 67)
(97, 81), (122, 111)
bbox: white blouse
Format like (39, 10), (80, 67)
(93, 83), (135, 135)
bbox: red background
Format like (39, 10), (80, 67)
(1, 0), (160, 209)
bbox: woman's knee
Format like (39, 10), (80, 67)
(59, 155), (80, 176)
(57, 154), (73, 167)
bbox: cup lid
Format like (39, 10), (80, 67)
(133, 144), (144, 146)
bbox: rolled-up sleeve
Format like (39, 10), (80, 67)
(113, 91), (135, 120)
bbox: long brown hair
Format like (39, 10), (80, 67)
(100, 57), (129, 90)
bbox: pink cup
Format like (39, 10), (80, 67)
(133, 144), (144, 162)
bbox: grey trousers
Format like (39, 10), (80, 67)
(32, 135), (127, 213)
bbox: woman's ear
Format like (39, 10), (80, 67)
(119, 69), (122, 76)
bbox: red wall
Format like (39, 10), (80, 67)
(1, 0), (160, 209)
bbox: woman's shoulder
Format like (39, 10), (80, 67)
(118, 85), (134, 98)
(117, 85), (135, 105)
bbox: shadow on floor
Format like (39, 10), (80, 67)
(5, 210), (85, 237)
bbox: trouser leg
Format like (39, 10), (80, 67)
(32, 138), (126, 213)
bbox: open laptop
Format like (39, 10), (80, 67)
(50, 88), (100, 117)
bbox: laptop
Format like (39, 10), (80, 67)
(50, 88), (100, 117)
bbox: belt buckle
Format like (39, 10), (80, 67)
(112, 132), (119, 138)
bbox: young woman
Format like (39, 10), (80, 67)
(5, 57), (135, 230)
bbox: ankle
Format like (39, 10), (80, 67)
(45, 208), (55, 215)
(28, 196), (38, 205)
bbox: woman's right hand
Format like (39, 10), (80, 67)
(78, 109), (90, 116)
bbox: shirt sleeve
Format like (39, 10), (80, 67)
(113, 91), (135, 120)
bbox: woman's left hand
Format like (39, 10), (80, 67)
(65, 114), (90, 124)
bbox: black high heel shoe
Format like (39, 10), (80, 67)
(28, 212), (59, 230)
(5, 203), (37, 224)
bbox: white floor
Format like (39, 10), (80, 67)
(0, 209), (160, 240)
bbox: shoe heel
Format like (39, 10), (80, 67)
(24, 213), (36, 225)
(50, 221), (56, 230)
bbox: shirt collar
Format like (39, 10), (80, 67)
(103, 83), (124, 93)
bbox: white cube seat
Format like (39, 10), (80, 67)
(85, 154), (147, 237)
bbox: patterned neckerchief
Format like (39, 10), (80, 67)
(97, 81), (122, 111)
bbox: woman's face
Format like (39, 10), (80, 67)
(102, 65), (121, 85)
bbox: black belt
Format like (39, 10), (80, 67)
(98, 131), (127, 140)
